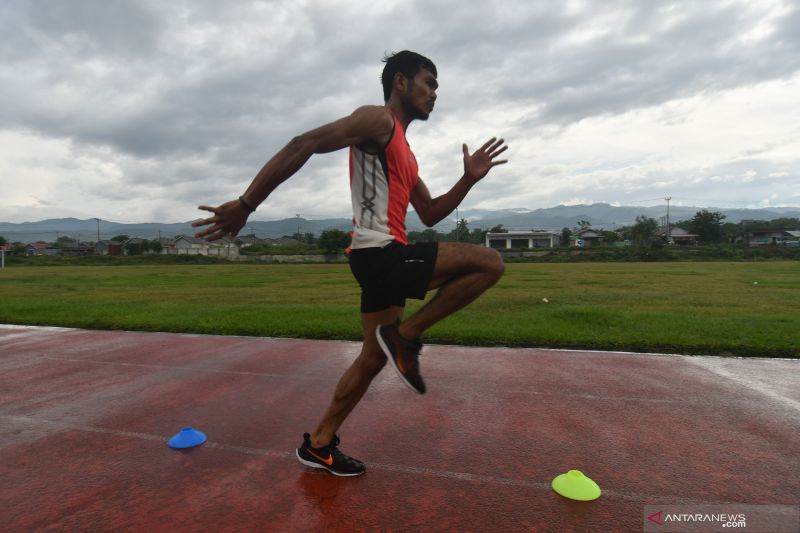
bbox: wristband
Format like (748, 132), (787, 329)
(238, 195), (256, 213)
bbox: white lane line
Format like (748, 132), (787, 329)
(2, 414), (291, 458)
(0, 327), (73, 342)
(2, 414), (730, 506)
(0, 332), (46, 342)
(21, 356), (703, 406)
(11, 356), (758, 408)
(684, 358), (800, 418)
(0, 324), (76, 332)
(31, 355), (332, 381)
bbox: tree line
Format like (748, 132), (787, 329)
(621, 211), (800, 245)
(245, 223), (506, 253)
(2, 212), (797, 255)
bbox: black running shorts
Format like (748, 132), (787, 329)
(348, 241), (439, 313)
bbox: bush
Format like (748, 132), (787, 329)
(317, 229), (350, 253)
(502, 244), (800, 263)
(5, 254), (230, 266)
(239, 243), (323, 255)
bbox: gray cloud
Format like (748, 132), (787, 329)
(24, 0), (161, 58)
(505, 1), (800, 130)
(1, 0), (798, 223)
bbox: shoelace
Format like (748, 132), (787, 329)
(407, 342), (423, 365)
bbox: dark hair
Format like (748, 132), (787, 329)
(381, 50), (437, 102)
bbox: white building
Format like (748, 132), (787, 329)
(485, 231), (561, 249)
(172, 235), (237, 256)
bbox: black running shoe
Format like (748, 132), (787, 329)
(377, 320), (426, 394)
(295, 433), (366, 477)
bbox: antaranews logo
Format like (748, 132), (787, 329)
(648, 511), (746, 527)
(647, 511), (663, 526)
(644, 505), (799, 533)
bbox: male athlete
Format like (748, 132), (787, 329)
(193, 51), (508, 476)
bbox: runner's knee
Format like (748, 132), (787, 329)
(359, 344), (388, 375)
(362, 356), (387, 377)
(484, 248), (505, 284)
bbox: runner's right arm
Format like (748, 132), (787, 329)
(193, 106), (393, 241)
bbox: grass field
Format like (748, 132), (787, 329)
(1, 262), (798, 357)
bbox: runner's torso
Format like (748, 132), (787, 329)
(349, 112), (418, 249)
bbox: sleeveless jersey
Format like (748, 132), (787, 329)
(348, 112), (418, 249)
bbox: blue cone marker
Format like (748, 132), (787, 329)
(168, 427), (207, 449)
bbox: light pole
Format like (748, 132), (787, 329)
(665, 197), (672, 244)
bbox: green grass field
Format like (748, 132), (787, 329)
(1, 262), (797, 357)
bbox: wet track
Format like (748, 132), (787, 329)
(1, 325), (798, 532)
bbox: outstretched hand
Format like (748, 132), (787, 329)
(463, 137), (508, 183)
(192, 200), (249, 241)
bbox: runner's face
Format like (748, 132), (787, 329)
(404, 68), (438, 121)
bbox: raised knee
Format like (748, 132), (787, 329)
(486, 248), (505, 283)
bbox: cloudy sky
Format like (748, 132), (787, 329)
(1, 0), (799, 224)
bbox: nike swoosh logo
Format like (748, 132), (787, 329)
(306, 448), (334, 465)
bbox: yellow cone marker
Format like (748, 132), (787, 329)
(551, 469), (601, 501)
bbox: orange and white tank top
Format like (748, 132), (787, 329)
(348, 112), (418, 249)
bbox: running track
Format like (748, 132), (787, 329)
(1, 325), (798, 532)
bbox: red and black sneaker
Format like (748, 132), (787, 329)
(376, 320), (426, 394)
(296, 433), (366, 477)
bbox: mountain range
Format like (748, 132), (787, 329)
(2, 203), (799, 243)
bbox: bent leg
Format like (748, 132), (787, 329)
(310, 305), (403, 448)
(398, 242), (504, 340)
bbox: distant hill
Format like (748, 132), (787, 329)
(0, 217), (355, 243)
(2, 204), (799, 242)
(450, 204), (800, 231)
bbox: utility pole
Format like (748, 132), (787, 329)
(94, 218), (101, 242)
(455, 207), (460, 241)
(665, 197), (672, 244)
(296, 214), (301, 240)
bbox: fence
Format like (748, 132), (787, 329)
(163, 247), (239, 257)
(234, 254), (347, 264)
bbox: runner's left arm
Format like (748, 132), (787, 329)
(411, 138), (508, 227)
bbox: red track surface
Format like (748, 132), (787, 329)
(1, 325), (798, 532)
